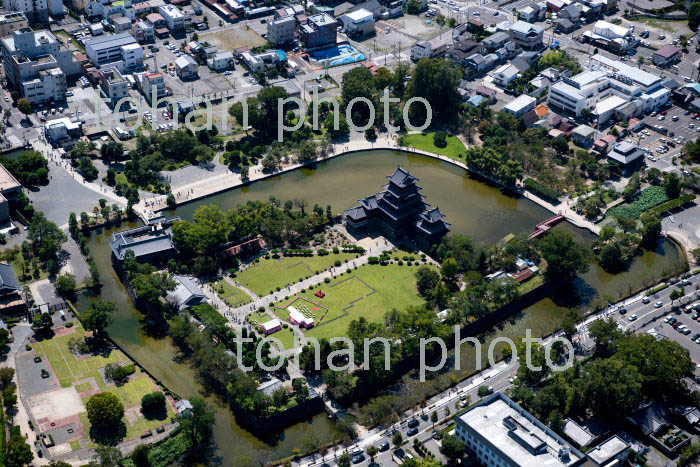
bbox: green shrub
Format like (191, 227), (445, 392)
(523, 178), (562, 201)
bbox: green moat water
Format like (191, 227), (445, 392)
(77, 149), (682, 463)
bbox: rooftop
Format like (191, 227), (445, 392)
(504, 94), (536, 112)
(587, 436), (628, 465)
(85, 32), (138, 51)
(0, 165), (21, 193)
(655, 44), (680, 58)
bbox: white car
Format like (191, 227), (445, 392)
(628, 314), (637, 321)
(642, 296), (651, 304)
(654, 301), (663, 308)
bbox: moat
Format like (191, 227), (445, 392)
(77, 149), (682, 464)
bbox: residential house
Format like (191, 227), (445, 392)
(571, 124), (595, 147)
(493, 63), (519, 87)
(503, 94), (536, 117)
(175, 399), (193, 418)
(411, 32), (453, 60)
(174, 54), (197, 79)
(652, 45), (681, 68)
(482, 31), (510, 51)
(554, 18), (575, 33)
(559, 4), (580, 23)
(207, 51), (234, 71)
(508, 21), (544, 49)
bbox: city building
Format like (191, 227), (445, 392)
(159, 4), (190, 32)
(508, 21), (544, 49)
(606, 141), (644, 165)
(132, 19), (154, 42)
(110, 216), (180, 263)
(652, 44), (681, 67)
(138, 71), (167, 102)
(87, 0), (136, 21)
(110, 14), (132, 32)
(85, 32), (144, 73)
(97, 66), (129, 104)
(207, 51), (234, 71)
(586, 436), (630, 467)
(344, 167), (450, 250)
(339, 8), (374, 38)
(1, 0), (48, 24)
(493, 63), (520, 87)
(267, 16), (296, 45)
(43, 117), (82, 145)
(411, 32), (453, 60)
(300, 13), (337, 49)
(455, 392), (585, 467)
(145, 12), (165, 28)
(165, 275), (207, 312)
(503, 94), (536, 117)
(0, 11), (28, 38)
(0, 164), (21, 226)
(241, 49), (286, 73)
(571, 124), (595, 147)
(174, 54), (197, 79)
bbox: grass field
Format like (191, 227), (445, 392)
(402, 133), (468, 160)
(273, 263), (430, 340)
(232, 252), (357, 296)
(214, 279), (252, 307)
(32, 323), (174, 442)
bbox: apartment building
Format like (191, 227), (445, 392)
(339, 8), (374, 38)
(132, 19), (154, 42)
(1, 0), (48, 24)
(87, 0), (136, 20)
(97, 66), (129, 104)
(159, 4), (190, 32)
(139, 71), (167, 103)
(0, 11), (29, 38)
(267, 16), (296, 45)
(85, 32), (144, 73)
(455, 393), (585, 467)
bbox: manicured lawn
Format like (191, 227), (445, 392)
(268, 327), (298, 352)
(232, 252), (357, 296)
(273, 262), (431, 341)
(31, 322), (174, 444)
(214, 279), (252, 307)
(402, 133), (467, 160)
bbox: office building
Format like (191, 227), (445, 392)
(97, 66), (129, 104)
(1, 0), (47, 24)
(0, 11), (28, 38)
(300, 13), (337, 49)
(267, 16), (295, 45)
(85, 32), (143, 73)
(159, 4), (190, 32)
(339, 8), (374, 38)
(455, 392), (585, 467)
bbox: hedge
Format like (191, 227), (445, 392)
(643, 194), (695, 219)
(523, 178), (562, 201)
(646, 283), (669, 296)
(282, 249), (314, 256)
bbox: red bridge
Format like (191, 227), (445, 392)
(528, 214), (566, 239)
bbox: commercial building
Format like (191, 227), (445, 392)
(1, 0), (48, 24)
(344, 167), (450, 250)
(174, 54), (197, 79)
(85, 32), (143, 73)
(207, 51), (234, 71)
(0, 11), (28, 38)
(339, 8), (374, 38)
(455, 392), (585, 467)
(267, 16), (296, 45)
(43, 117), (82, 144)
(300, 13), (337, 49)
(159, 4), (190, 32)
(652, 44), (681, 67)
(139, 71), (167, 102)
(508, 21), (543, 49)
(110, 14), (132, 32)
(586, 436), (630, 466)
(87, 0), (136, 21)
(503, 94), (536, 117)
(97, 66), (129, 104)
(411, 32), (452, 60)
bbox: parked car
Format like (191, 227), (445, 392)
(642, 296), (651, 304)
(379, 442), (390, 451)
(407, 419), (419, 428)
(655, 301), (663, 308)
(628, 314), (637, 321)
(407, 428), (419, 436)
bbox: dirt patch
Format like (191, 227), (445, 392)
(201, 27), (266, 51)
(26, 387), (85, 426)
(53, 326), (77, 338)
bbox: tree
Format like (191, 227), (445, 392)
(86, 392), (124, 430)
(131, 444), (151, 467)
(640, 214), (662, 249)
(16, 98), (32, 120)
(100, 141), (124, 164)
(538, 230), (590, 282)
(229, 86), (289, 140)
(406, 59), (462, 126)
(31, 312), (53, 335)
(440, 257), (459, 285)
(664, 172), (681, 199)
(589, 318), (623, 357)
(415, 266), (440, 298)
(88, 446), (123, 467)
(0, 367), (15, 389)
(338, 453), (351, 467)
(367, 445), (379, 463)
(582, 358), (642, 417)
(440, 434), (466, 465)
(430, 410), (438, 427)
(5, 434), (33, 467)
(690, 1), (700, 30)
(598, 243), (624, 272)
(433, 131), (447, 148)
(28, 212), (66, 262)
(141, 391), (166, 416)
(81, 300), (117, 337)
(55, 273), (77, 297)
(393, 431), (403, 446)
(180, 396), (216, 459)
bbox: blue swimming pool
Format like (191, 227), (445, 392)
(308, 44), (365, 67)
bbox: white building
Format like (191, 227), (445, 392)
(591, 20), (631, 40)
(242, 49), (285, 73)
(508, 20), (544, 49)
(587, 436), (630, 467)
(174, 54), (198, 79)
(44, 117), (81, 143)
(455, 393), (585, 467)
(340, 8), (375, 38)
(97, 66), (129, 104)
(607, 141), (644, 165)
(139, 71), (166, 103)
(2, 0), (48, 23)
(493, 63), (519, 87)
(159, 4), (190, 32)
(503, 94), (536, 117)
(87, 0), (135, 21)
(0, 11), (29, 38)
(85, 33), (144, 73)
(207, 51), (234, 71)
(411, 32), (452, 61)
(267, 16), (296, 45)
(1, 28), (80, 104)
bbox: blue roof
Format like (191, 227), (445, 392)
(275, 49), (288, 61)
(467, 95), (485, 106)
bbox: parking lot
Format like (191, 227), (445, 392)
(637, 109), (700, 170)
(651, 300), (700, 365)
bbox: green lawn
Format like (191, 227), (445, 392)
(232, 252), (357, 296)
(402, 133), (468, 160)
(32, 322), (174, 443)
(214, 279), (252, 307)
(272, 262), (431, 341)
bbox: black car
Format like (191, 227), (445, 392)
(379, 442), (390, 451)
(407, 427), (419, 436)
(352, 453), (365, 464)
(407, 419), (419, 428)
